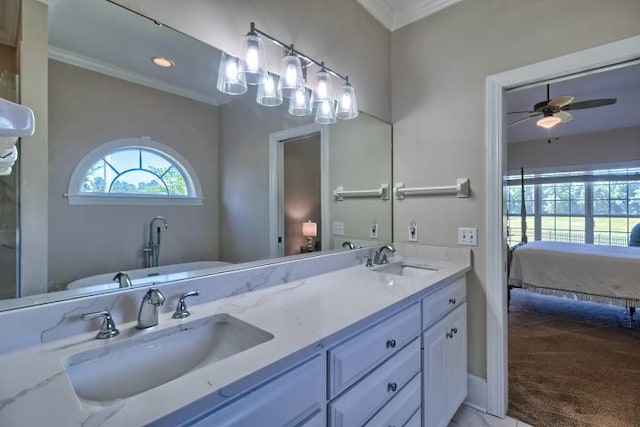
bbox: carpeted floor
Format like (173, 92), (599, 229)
(507, 288), (640, 427)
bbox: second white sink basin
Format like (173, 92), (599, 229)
(64, 314), (273, 403)
(374, 262), (439, 278)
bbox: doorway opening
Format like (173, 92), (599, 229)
(485, 35), (640, 418)
(269, 123), (329, 258)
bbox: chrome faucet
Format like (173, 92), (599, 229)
(81, 310), (120, 339)
(373, 245), (395, 265)
(144, 216), (168, 268)
(137, 288), (165, 329)
(342, 241), (356, 250)
(113, 271), (132, 288)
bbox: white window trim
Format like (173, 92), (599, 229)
(66, 136), (203, 206)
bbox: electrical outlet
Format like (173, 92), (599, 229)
(458, 227), (478, 246)
(370, 219), (379, 239)
(332, 222), (344, 236)
(408, 220), (418, 242)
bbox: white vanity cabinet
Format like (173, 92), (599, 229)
(422, 278), (468, 427)
(327, 303), (422, 427)
(188, 355), (325, 427)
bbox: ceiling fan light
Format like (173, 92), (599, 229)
(536, 115), (562, 129)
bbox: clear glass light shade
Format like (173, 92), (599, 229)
(536, 115), (561, 129)
(216, 52), (247, 95)
(313, 70), (333, 104)
(335, 81), (358, 119)
(256, 75), (283, 106)
(277, 55), (304, 98)
(238, 34), (268, 85)
(288, 88), (313, 116)
(315, 99), (336, 124)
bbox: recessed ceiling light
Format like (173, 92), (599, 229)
(151, 56), (175, 68)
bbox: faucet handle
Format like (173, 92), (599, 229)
(172, 290), (200, 319)
(81, 310), (120, 339)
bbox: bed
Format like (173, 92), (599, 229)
(509, 241), (640, 307)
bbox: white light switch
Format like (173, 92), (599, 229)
(332, 222), (344, 236)
(458, 227), (477, 246)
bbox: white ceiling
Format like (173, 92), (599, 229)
(48, 0), (230, 106)
(356, 0), (461, 31)
(507, 62), (640, 143)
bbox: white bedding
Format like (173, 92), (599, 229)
(509, 241), (640, 301)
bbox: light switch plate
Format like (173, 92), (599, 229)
(458, 227), (477, 246)
(332, 222), (344, 236)
(370, 220), (379, 239)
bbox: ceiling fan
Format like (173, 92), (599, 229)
(508, 84), (617, 129)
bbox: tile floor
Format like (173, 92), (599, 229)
(449, 405), (532, 427)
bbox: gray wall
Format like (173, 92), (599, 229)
(391, 0), (640, 379)
(508, 126), (640, 173)
(218, 99), (309, 263)
(114, 0), (391, 123)
(48, 60), (219, 289)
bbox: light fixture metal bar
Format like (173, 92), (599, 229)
(251, 22), (348, 82)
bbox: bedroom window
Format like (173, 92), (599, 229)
(67, 137), (203, 206)
(506, 167), (640, 246)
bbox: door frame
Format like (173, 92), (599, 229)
(484, 34), (640, 417)
(269, 123), (330, 258)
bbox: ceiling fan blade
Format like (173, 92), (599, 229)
(547, 96), (574, 108)
(555, 110), (573, 123)
(563, 98), (617, 110)
(507, 110), (535, 114)
(508, 113), (540, 127)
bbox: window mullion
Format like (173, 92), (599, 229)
(585, 182), (594, 243)
(534, 184), (542, 241)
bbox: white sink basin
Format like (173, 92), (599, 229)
(374, 262), (439, 278)
(64, 314), (273, 403)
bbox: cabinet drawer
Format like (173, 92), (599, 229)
(422, 277), (465, 330)
(329, 338), (421, 427)
(190, 356), (324, 427)
(405, 409), (421, 427)
(364, 373), (421, 427)
(329, 303), (420, 397)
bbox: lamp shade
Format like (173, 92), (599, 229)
(335, 79), (358, 119)
(313, 68), (333, 104)
(288, 88), (313, 116)
(257, 74), (283, 106)
(238, 32), (268, 85)
(216, 52), (247, 95)
(302, 221), (317, 237)
(315, 99), (336, 124)
(536, 114), (561, 129)
(277, 53), (304, 98)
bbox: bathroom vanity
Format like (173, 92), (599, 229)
(0, 244), (470, 427)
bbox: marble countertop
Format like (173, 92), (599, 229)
(0, 250), (470, 426)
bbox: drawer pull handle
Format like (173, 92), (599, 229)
(449, 298), (456, 305)
(387, 382), (397, 392)
(446, 331), (453, 339)
(452, 327), (458, 335)
(386, 339), (396, 349)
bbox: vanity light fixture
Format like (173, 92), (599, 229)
(219, 22), (358, 124)
(151, 56), (175, 68)
(216, 52), (247, 95)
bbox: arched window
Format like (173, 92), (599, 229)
(67, 137), (203, 205)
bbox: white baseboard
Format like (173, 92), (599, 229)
(464, 374), (487, 412)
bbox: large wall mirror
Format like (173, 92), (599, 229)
(0, 0), (392, 310)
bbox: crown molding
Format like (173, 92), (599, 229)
(48, 46), (221, 106)
(357, 0), (461, 31)
(356, 0), (395, 31)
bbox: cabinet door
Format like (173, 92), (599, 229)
(447, 303), (467, 421)
(190, 355), (324, 427)
(422, 317), (449, 427)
